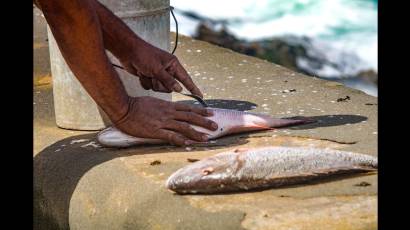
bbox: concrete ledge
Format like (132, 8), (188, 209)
(34, 34), (377, 229)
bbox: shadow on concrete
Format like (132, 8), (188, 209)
(33, 112), (366, 229)
(177, 99), (258, 111)
(33, 133), (249, 230)
(287, 114), (368, 130)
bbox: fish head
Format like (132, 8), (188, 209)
(166, 152), (239, 194)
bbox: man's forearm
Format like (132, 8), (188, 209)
(91, 0), (154, 61)
(37, 0), (130, 123)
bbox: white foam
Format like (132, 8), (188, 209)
(171, 0), (378, 72)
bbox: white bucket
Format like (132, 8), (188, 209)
(47, 0), (171, 130)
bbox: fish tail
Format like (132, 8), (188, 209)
(359, 158), (378, 170)
(350, 153), (378, 170)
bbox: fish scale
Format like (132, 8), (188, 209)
(166, 147), (377, 194)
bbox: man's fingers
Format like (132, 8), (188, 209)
(174, 111), (218, 131)
(156, 129), (190, 146)
(141, 77), (172, 93)
(174, 103), (213, 117)
(157, 69), (183, 92)
(152, 79), (171, 93)
(171, 61), (203, 98)
(139, 77), (153, 90)
(173, 102), (218, 132)
(123, 62), (140, 77)
(165, 121), (209, 142)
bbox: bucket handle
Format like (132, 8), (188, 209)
(170, 6), (178, 54)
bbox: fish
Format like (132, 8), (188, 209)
(166, 147), (377, 194)
(97, 108), (312, 147)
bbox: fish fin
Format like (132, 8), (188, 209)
(264, 167), (377, 187)
(225, 124), (273, 135)
(272, 166), (377, 180)
(311, 166), (377, 176)
(249, 122), (275, 130)
(202, 167), (215, 175)
(251, 118), (311, 130)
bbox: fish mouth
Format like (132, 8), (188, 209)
(165, 178), (178, 191)
(166, 176), (199, 193)
(166, 171), (238, 194)
(165, 169), (203, 192)
(166, 178), (226, 194)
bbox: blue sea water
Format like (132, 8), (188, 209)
(171, 0), (378, 96)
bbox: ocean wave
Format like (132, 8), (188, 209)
(171, 0), (377, 73)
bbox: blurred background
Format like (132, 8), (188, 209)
(170, 0), (378, 97)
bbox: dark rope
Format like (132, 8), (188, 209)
(170, 6), (178, 54)
(113, 6), (178, 71)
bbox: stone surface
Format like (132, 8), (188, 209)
(34, 31), (377, 229)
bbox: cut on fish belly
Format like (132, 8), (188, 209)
(97, 108), (312, 147)
(166, 147), (377, 194)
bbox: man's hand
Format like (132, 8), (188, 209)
(120, 44), (203, 97)
(35, 0), (212, 143)
(115, 97), (218, 146)
(92, 1), (203, 97)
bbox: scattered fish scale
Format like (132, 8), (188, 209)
(166, 147), (377, 194)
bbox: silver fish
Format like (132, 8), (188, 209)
(166, 147), (377, 194)
(97, 108), (312, 147)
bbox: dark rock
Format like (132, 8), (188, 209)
(354, 181), (371, 187)
(150, 160), (161, 166)
(194, 24), (322, 76)
(337, 96), (351, 102)
(193, 23), (378, 88)
(195, 24), (240, 50)
(194, 24), (309, 73)
(356, 69), (378, 85)
(187, 158), (200, 163)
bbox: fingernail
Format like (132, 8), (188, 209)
(202, 135), (209, 141)
(207, 110), (214, 116)
(212, 122), (218, 129)
(173, 84), (182, 92)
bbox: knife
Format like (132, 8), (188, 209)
(176, 92), (209, 107)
